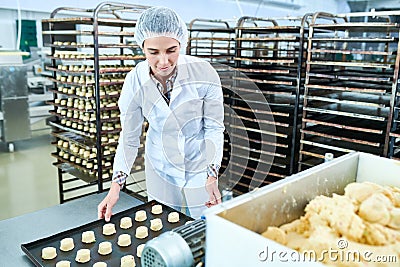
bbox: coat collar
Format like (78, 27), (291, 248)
(176, 55), (189, 81)
(141, 55), (192, 110)
(142, 54), (190, 83)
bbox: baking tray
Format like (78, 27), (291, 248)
(21, 200), (193, 267)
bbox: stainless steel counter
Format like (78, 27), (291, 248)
(0, 192), (143, 266)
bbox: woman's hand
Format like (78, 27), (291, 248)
(205, 176), (222, 208)
(97, 182), (121, 222)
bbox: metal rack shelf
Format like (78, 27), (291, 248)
(42, 30), (138, 37)
(187, 18), (236, 66)
(299, 11), (400, 170)
(46, 66), (134, 74)
(44, 3), (150, 203)
(223, 14), (312, 194)
(48, 88), (121, 100)
(47, 55), (145, 61)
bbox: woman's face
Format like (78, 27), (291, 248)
(142, 36), (180, 79)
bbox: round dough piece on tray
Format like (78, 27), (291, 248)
(93, 262), (107, 267)
(60, 237), (74, 251)
(103, 223), (116, 236)
(136, 244), (145, 258)
(75, 248), (90, 263)
(135, 226), (148, 239)
(151, 204), (163, 215)
(168, 211), (180, 223)
(82, 230), (96, 243)
(55, 260), (70, 267)
(150, 218), (163, 231)
(135, 210), (147, 222)
(120, 217), (133, 229)
(98, 241), (112, 255)
(41, 246), (57, 260)
(120, 254), (136, 267)
(117, 233), (132, 247)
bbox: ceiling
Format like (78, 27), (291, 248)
(347, 0), (400, 12)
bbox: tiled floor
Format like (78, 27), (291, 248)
(0, 124), (59, 221)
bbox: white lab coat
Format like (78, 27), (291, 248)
(113, 55), (225, 218)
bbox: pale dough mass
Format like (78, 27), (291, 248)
(135, 210), (147, 222)
(55, 260), (70, 267)
(75, 248), (90, 263)
(103, 223), (116, 236)
(151, 204), (163, 215)
(118, 233), (132, 247)
(120, 217), (133, 229)
(150, 218), (163, 231)
(168, 212), (179, 223)
(136, 244), (145, 258)
(81, 230), (95, 243)
(41, 247), (57, 260)
(135, 226), (148, 239)
(60, 237), (74, 251)
(98, 241), (112, 255)
(261, 182), (400, 267)
(120, 254), (136, 267)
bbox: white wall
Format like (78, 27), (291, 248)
(0, 0), (350, 50)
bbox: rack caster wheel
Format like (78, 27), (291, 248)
(8, 143), (14, 153)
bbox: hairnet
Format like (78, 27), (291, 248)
(134, 7), (188, 51)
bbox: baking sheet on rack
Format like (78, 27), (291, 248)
(21, 200), (193, 267)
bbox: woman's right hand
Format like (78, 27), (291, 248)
(97, 182), (121, 222)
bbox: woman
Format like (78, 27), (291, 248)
(98, 6), (224, 220)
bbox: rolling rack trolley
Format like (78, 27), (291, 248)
(229, 14), (312, 195)
(42, 2), (150, 202)
(299, 11), (400, 170)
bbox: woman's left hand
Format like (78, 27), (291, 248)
(205, 176), (222, 207)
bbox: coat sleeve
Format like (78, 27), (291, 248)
(203, 64), (225, 167)
(112, 69), (144, 176)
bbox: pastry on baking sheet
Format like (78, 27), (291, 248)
(168, 211), (179, 223)
(136, 244), (145, 258)
(60, 237), (74, 251)
(81, 230), (96, 243)
(120, 217), (133, 229)
(55, 260), (70, 267)
(117, 233), (132, 247)
(103, 223), (116, 236)
(135, 210), (147, 222)
(151, 204), (163, 215)
(135, 226), (148, 239)
(120, 254), (136, 267)
(98, 241), (112, 255)
(75, 248), (90, 263)
(41, 247), (57, 260)
(150, 218), (163, 231)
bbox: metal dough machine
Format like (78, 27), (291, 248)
(141, 152), (400, 266)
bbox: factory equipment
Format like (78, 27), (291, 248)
(187, 18), (236, 66)
(229, 15), (312, 194)
(141, 219), (206, 267)
(42, 2), (150, 202)
(0, 51), (31, 152)
(188, 15), (313, 196)
(141, 151), (400, 267)
(299, 11), (400, 170)
(26, 47), (54, 125)
(203, 151), (400, 266)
